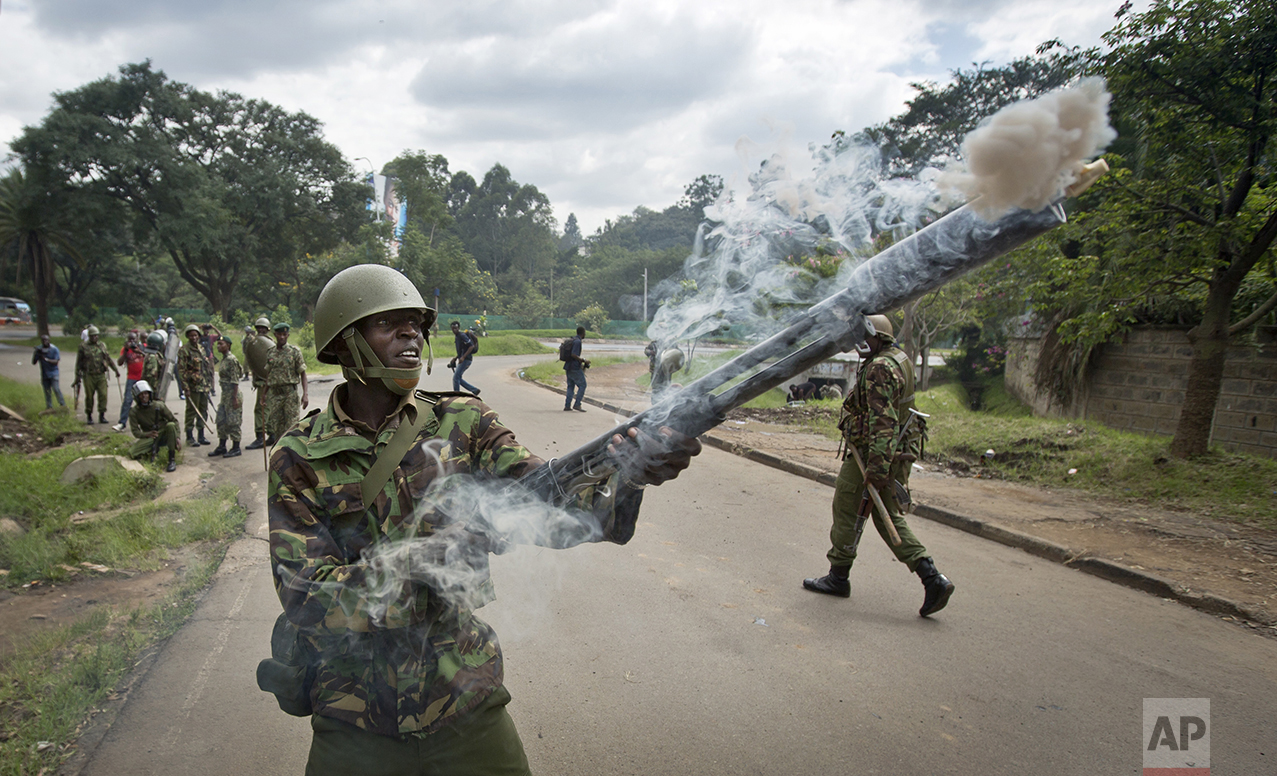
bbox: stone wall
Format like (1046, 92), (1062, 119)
(1006, 327), (1277, 459)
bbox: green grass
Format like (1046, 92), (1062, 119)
(521, 356), (641, 383)
(0, 492), (242, 775)
(469, 333), (554, 356)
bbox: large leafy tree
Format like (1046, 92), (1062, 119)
(0, 168), (84, 336)
(1027, 0), (1277, 457)
(12, 61), (366, 318)
(449, 164), (557, 287)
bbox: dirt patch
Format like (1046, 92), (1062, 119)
(0, 544), (205, 660)
(545, 360), (1277, 631)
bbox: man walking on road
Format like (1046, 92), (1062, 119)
(74, 325), (119, 425)
(447, 319), (481, 395)
(177, 324), (212, 446)
(263, 263), (700, 774)
(261, 321), (307, 445)
(563, 325), (590, 412)
(802, 314), (955, 617)
(32, 334), (65, 410)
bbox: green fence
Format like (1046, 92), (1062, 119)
(435, 313), (649, 338)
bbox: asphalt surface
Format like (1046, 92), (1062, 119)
(2, 348), (1272, 774)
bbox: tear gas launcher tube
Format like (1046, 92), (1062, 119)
(517, 163), (1108, 503)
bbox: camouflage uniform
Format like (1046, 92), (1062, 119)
(127, 398), (179, 460)
(177, 342), (211, 438)
(264, 342), (305, 441)
(216, 353), (245, 443)
(829, 336), (929, 570)
(75, 340), (114, 419)
(142, 351), (165, 389)
(268, 387), (637, 744)
(244, 338), (268, 439)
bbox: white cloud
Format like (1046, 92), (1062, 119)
(1, 0), (1134, 234)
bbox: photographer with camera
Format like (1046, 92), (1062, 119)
(114, 331), (146, 431)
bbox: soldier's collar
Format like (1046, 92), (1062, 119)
(331, 383), (418, 437)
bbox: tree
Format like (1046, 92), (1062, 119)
(0, 169), (83, 336)
(383, 151), (454, 246)
(12, 61), (365, 318)
(449, 164), (557, 288)
(1029, 0), (1277, 457)
(680, 174), (725, 219)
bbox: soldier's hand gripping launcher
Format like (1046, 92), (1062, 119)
(515, 163), (1108, 504)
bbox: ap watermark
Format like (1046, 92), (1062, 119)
(1144, 698), (1209, 774)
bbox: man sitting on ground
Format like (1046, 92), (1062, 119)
(126, 380), (180, 472)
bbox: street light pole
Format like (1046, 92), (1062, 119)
(643, 268), (648, 322)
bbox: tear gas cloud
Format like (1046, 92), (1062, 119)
(647, 79), (1115, 347)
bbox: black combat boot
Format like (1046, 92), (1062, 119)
(166, 450), (177, 473)
(916, 557), (955, 617)
(802, 565), (851, 598)
(208, 439), (227, 457)
(99, 412), (107, 424)
(223, 441), (242, 458)
(86, 413), (95, 425)
(245, 434), (264, 450)
(198, 428), (211, 446)
(265, 434), (277, 447)
(186, 432), (197, 447)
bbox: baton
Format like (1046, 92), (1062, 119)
(847, 446), (902, 547)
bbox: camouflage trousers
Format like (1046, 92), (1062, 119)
(216, 384), (242, 442)
(305, 686), (530, 776)
(184, 389), (210, 437)
(128, 422), (178, 460)
(827, 452), (928, 572)
(264, 384), (300, 441)
(82, 373), (109, 417)
(253, 383), (266, 436)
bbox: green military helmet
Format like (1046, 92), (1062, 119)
(184, 323), (201, 336)
(86, 324), (100, 336)
(314, 264), (435, 364)
(313, 264), (435, 395)
(146, 331), (166, 351)
(255, 317), (271, 329)
(866, 314), (893, 338)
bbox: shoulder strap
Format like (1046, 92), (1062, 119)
(359, 396), (435, 504)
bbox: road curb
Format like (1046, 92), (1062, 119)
(518, 372), (1273, 629)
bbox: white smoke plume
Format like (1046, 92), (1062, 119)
(939, 77), (1117, 218)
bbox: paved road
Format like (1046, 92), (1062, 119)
(3, 351), (1272, 774)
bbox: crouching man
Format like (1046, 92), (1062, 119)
(264, 265), (702, 775)
(126, 380), (180, 472)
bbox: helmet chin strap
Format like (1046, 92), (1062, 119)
(340, 328), (423, 396)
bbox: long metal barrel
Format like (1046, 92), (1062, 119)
(516, 200), (1068, 501)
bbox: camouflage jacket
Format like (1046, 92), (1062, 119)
(268, 386), (638, 736)
(75, 341), (114, 379)
(142, 351), (165, 387)
(217, 352), (244, 388)
(840, 341), (915, 484)
(266, 343), (305, 387)
(177, 344), (209, 392)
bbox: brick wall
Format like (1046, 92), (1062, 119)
(1006, 327), (1277, 459)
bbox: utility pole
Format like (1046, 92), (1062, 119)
(550, 267), (554, 313)
(643, 268), (648, 322)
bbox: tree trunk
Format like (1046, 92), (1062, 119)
(1169, 275), (1235, 457)
(898, 299), (918, 362)
(919, 330), (932, 392)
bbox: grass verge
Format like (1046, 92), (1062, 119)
(0, 488), (246, 775)
(799, 378), (1277, 527)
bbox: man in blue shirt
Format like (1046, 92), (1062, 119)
(447, 320), (481, 395)
(32, 334), (65, 409)
(563, 326), (591, 412)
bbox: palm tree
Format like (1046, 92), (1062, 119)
(0, 169), (82, 337)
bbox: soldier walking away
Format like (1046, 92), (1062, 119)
(208, 338), (245, 458)
(447, 319), (480, 395)
(177, 324), (212, 446)
(563, 325), (591, 411)
(126, 380), (180, 472)
(245, 317), (273, 450)
(261, 320), (308, 445)
(32, 334), (65, 409)
(260, 264), (701, 774)
(114, 331), (146, 430)
(74, 325), (120, 425)
(802, 314), (955, 617)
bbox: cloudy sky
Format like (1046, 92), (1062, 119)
(0, 0), (1143, 235)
